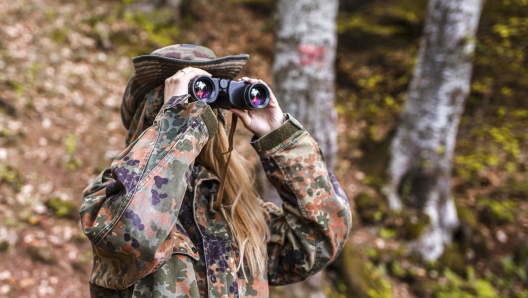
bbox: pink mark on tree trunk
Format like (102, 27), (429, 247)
(298, 44), (327, 67)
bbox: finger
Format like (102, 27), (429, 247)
(230, 108), (251, 127)
(187, 68), (211, 78)
(239, 77), (260, 84)
(243, 77), (259, 83)
(174, 67), (211, 79)
(187, 67), (212, 77)
(253, 79), (278, 106)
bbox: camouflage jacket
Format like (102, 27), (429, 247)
(80, 95), (352, 298)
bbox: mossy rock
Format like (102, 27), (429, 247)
(330, 244), (392, 298)
(355, 191), (390, 225)
(0, 164), (21, 189)
(389, 259), (408, 279)
(46, 197), (79, 220)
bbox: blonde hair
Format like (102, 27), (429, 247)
(196, 119), (270, 276)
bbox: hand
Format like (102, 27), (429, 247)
(230, 77), (284, 138)
(164, 67), (212, 103)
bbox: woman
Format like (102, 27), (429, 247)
(80, 44), (351, 298)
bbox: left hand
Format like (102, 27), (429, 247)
(163, 67), (212, 104)
(230, 77), (284, 138)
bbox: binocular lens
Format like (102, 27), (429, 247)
(189, 76), (269, 109)
(250, 86), (265, 106)
(194, 80), (211, 100)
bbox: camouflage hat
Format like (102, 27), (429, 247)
(121, 44), (249, 129)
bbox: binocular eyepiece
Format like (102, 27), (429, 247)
(188, 76), (270, 110)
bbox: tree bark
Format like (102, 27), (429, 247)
(264, 0), (339, 206)
(383, 0), (484, 261)
(272, 0), (338, 171)
(268, 0), (339, 297)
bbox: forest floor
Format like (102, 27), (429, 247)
(0, 0), (527, 297)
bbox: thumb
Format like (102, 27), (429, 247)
(230, 108), (251, 128)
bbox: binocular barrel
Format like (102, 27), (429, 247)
(188, 76), (270, 110)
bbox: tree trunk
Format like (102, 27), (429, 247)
(383, 0), (484, 261)
(268, 0), (339, 297)
(264, 0), (339, 205)
(272, 0), (338, 172)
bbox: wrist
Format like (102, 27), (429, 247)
(255, 114), (286, 138)
(269, 115), (285, 134)
(251, 115), (304, 154)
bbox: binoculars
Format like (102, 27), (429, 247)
(188, 76), (270, 110)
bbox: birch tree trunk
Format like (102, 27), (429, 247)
(263, 0), (338, 206)
(268, 0), (339, 297)
(384, 0), (484, 261)
(272, 0), (338, 171)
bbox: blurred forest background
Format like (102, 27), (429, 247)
(0, 0), (528, 297)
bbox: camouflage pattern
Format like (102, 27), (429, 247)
(125, 85), (166, 146)
(151, 44), (218, 61)
(81, 95), (352, 297)
(125, 85), (229, 148)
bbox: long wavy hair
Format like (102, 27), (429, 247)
(196, 119), (270, 276)
(124, 86), (269, 275)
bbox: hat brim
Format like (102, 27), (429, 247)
(121, 54), (249, 129)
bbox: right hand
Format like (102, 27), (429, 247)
(164, 67), (212, 103)
(230, 77), (284, 138)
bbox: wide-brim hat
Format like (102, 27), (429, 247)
(121, 44), (249, 129)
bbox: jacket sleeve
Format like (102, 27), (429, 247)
(251, 114), (352, 286)
(79, 95), (218, 289)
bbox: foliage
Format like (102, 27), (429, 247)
(72, 0), (185, 58)
(64, 133), (82, 169)
(51, 27), (69, 44)
(438, 244), (467, 277)
(434, 268), (498, 298)
(477, 198), (516, 224)
(0, 163), (20, 187)
(333, 245), (393, 298)
(390, 260), (407, 279)
(497, 256), (527, 286)
(354, 191), (389, 224)
(455, 117), (524, 181)
(336, 0), (426, 152)
(456, 0), (528, 182)
(378, 228), (396, 240)
(46, 197), (78, 220)
(122, 9), (180, 47)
